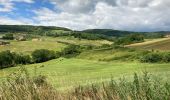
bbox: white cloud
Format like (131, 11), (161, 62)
(0, 16), (34, 25)
(33, 0), (170, 31)
(0, 0), (34, 12)
(1, 0), (170, 31)
(12, 0), (34, 3)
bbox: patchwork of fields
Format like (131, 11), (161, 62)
(0, 36), (170, 90)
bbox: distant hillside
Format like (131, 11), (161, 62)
(82, 29), (132, 37)
(0, 25), (170, 38)
(82, 29), (170, 38)
(0, 25), (71, 33)
(127, 38), (170, 51)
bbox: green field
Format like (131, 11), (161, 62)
(0, 35), (170, 91)
(0, 58), (170, 90)
(0, 36), (112, 54)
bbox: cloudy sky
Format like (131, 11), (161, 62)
(0, 0), (169, 31)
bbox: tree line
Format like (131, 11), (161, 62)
(0, 45), (81, 69)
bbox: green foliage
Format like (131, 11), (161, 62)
(61, 45), (81, 56)
(140, 52), (162, 63)
(143, 32), (164, 39)
(0, 51), (14, 69)
(0, 51), (31, 69)
(2, 33), (14, 40)
(72, 32), (113, 40)
(13, 54), (32, 64)
(32, 49), (56, 63)
(115, 34), (144, 45)
(140, 52), (170, 63)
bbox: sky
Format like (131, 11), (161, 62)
(0, 0), (170, 32)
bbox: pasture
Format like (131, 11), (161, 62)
(0, 58), (170, 90)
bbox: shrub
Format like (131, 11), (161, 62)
(0, 51), (31, 69)
(140, 52), (170, 63)
(2, 33), (14, 40)
(140, 52), (162, 63)
(162, 52), (170, 63)
(13, 53), (32, 64)
(61, 45), (81, 56)
(0, 51), (14, 69)
(32, 49), (56, 63)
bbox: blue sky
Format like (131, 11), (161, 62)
(0, 0), (170, 31)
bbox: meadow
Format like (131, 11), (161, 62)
(0, 31), (170, 99)
(0, 58), (170, 90)
(0, 36), (111, 54)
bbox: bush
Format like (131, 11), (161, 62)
(13, 53), (32, 64)
(32, 49), (56, 63)
(140, 52), (162, 63)
(0, 51), (31, 69)
(140, 52), (170, 63)
(162, 52), (170, 63)
(0, 51), (14, 69)
(61, 45), (81, 56)
(2, 33), (14, 40)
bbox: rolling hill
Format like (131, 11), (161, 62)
(0, 25), (71, 33)
(127, 37), (170, 51)
(0, 25), (169, 38)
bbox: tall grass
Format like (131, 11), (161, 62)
(0, 67), (169, 100)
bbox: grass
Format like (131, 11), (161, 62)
(77, 48), (137, 61)
(0, 36), (112, 54)
(54, 36), (113, 46)
(0, 65), (170, 100)
(126, 38), (170, 51)
(0, 58), (170, 90)
(0, 40), (66, 54)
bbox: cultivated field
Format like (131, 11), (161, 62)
(127, 38), (170, 51)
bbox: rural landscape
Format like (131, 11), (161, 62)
(0, 0), (170, 100)
(0, 25), (170, 99)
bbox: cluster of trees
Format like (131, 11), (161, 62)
(2, 33), (14, 40)
(71, 32), (112, 40)
(0, 45), (82, 69)
(32, 49), (56, 63)
(45, 31), (114, 41)
(115, 34), (144, 45)
(0, 51), (31, 69)
(140, 52), (170, 63)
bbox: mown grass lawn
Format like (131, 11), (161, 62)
(0, 58), (170, 90)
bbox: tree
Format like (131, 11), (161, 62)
(2, 33), (14, 40)
(32, 49), (56, 63)
(115, 34), (144, 45)
(61, 45), (81, 56)
(0, 51), (14, 69)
